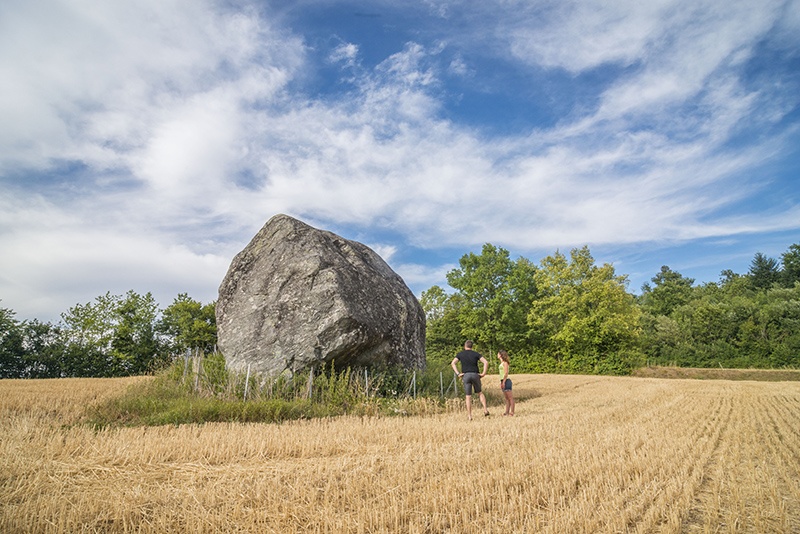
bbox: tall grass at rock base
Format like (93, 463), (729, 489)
(84, 358), (512, 427)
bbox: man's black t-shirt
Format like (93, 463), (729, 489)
(456, 349), (482, 374)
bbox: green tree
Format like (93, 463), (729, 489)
(640, 266), (695, 317)
(61, 292), (120, 353)
(61, 291), (167, 376)
(528, 246), (641, 373)
(0, 306), (25, 378)
(446, 244), (537, 355)
(21, 320), (66, 378)
(749, 252), (780, 290)
(111, 291), (164, 374)
(716, 269), (753, 296)
(419, 286), (464, 364)
(780, 243), (800, 288)
(420, 285), (449, 323)
(735, 285), (800, 367)
(158, 293), (217, 354)
(644, 314), (685, 350)
(640, 263), (800, 369)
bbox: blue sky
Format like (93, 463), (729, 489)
(1, 0), (799, 323)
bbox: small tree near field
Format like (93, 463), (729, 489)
(158, 293), (217, 355)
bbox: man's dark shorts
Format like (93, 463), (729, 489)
(462, 372), (482, 395)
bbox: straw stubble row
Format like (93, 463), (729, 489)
(1, 375), (798, 533)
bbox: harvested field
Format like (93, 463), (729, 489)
(1, 374), (798, 533)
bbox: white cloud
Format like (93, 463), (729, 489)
(135, 91), (241, 199)
(367, 244), (398, 263)
(1, 0), (798, 321)
(0, 0), (301, 174)
(502, 0), (783, 76)
(222, 13), (795, 253)
(505, 0), (672, 72)
(393, 262), (457, 292)
(0, 190), (231, 322)
(330, 42), (360, 67)
(591, 0), (781, 122)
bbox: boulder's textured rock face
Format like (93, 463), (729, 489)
(217, 214), (426, 375)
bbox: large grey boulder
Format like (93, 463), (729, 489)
(216, 214), (426, 376)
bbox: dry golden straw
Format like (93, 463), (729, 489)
(1, 374), (798, 533)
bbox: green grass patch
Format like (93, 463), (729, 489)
(83, 361), (466, 427)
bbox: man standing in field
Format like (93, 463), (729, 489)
(451, 340), (489, 420)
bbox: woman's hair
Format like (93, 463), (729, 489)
(498, 350), (509, 363)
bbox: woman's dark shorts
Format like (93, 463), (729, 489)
(501, 378), (512, 392)
(462, 373), (482, 395)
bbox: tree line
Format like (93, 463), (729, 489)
(0, 292), (215, 378)
(421, 242), (800, 374)
(2, 241), (798, 378)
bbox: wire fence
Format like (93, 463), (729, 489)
(175, 350), (464, 402)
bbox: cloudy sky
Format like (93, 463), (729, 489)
(2, 0), (799, 323)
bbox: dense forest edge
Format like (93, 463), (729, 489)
(2, 241), (799, 380)
(422, 242), (800, 375)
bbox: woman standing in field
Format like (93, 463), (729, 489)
(498, 350), (514, 416)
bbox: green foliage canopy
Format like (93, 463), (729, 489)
(640, 266), (695, 317)
(60, 291), (166, 376)
(527, 246), (640, 373)
(749, 252), (781, 290)
(780, 244), (800, 288)
(423, 240), (800, 374)
(158, 293), (217, 354)
(419, 286), (464, 363)
(1, 292), (218, 378)
(445, 244), (538, 356)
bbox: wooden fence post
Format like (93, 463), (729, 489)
(193, 351), (201, 393)
(182, 349), (190, 384)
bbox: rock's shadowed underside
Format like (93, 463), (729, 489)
(216, 214), (426, 376)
